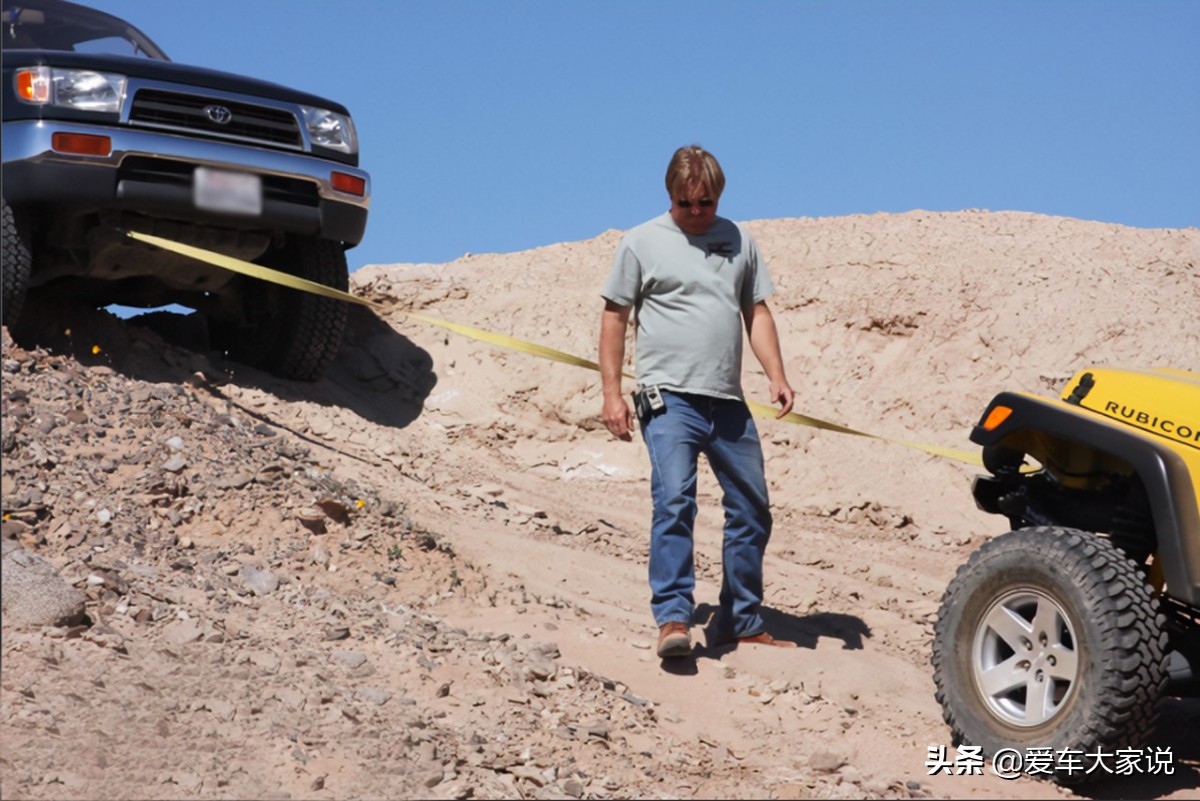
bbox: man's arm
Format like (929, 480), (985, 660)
(600, 299), (635, 440)
(745, 300), (795, 418)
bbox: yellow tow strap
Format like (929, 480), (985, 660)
(127, 232), (383, 309)
(126, 231), (983, 467)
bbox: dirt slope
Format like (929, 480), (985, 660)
(2, 211), (1198, 800)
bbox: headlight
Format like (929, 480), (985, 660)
(14, 66), (127, 113)
(300, 105), (358, 155)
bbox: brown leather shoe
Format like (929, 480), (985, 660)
(735, 632), (797, 648)
(656, 622), (692, 658)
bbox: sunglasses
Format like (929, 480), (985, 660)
(676, 198), (714, 209)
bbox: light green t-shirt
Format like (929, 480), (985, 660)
(602, 213), (774, 400)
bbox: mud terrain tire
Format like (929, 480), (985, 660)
(932, 526), (1167, 783)
(2, 198), (32, 328)
(212, 236), (348, 381)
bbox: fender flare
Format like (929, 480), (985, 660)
(970, 392), (1200, 607)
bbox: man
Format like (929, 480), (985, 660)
(599, 145), (798, 659)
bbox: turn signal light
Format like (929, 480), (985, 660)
(331, 171), (365, 196)
(981, 405), (1013, 431)
(16, 68), (50, 103)
(52, 133), (112, 156)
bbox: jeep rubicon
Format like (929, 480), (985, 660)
(2, 0), (370, 380)
(932, 366), (1200, 782)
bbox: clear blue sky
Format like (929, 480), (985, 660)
(95, 0), (1199, 272)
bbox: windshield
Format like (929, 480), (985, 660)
(2, 0), (169, 60)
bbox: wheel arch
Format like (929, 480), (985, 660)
(970, 392), (1200, 607)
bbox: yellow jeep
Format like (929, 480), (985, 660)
(932, 367), (1200, 782)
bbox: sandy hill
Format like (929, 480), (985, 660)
(2, 211), (1198, 800)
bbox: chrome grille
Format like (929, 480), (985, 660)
(129, 89), (302, 149)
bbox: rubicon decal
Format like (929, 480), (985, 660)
(1103, 402), (1200, 445)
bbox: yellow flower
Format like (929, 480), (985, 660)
(92, 345), (102, 355)
(355, 499), (365, 509)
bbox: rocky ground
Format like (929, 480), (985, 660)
(2, 211), (1198, 800)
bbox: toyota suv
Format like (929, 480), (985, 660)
(2, 0), (370, 380)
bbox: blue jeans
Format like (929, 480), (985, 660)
(640, 391), (772, 638)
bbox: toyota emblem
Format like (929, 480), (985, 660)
(204, 105), (233, 125)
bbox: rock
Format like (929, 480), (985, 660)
(331, 651), (367, 669)
(356, 688), (392, 706)
(524, 659), (557, 681)
(248, 650), (280, 673)
(1, 548), (87, 629)
(324, 625), (350, 641)
(162, 618), (206, 646)
(509, 765), (547, 786)
(528, 641), (560, 659)
(217, 469), (255, 490)
(161, 454), (188, 473)
(238, 565), (278, 595)
(809, 751), (847, 773)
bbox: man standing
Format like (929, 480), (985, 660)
(599, 145), (798, 659)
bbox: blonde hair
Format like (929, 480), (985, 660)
(665, 145), (725, 199)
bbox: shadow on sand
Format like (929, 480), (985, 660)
(690, 601), (873, 656)
(1077, 695), (1200, 800)
(654, 602), (871, 673)
(10, 295), (437, 435)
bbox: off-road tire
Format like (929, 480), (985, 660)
(932, 526), (1167, 784)
(212, 237), (348, 381)
(2, 198), (32, 328)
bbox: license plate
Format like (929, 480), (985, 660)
(194, 167), (262, 216)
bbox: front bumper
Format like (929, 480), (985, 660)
(1, 119), (370, 246)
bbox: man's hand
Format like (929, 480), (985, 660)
(746, 301), (795, 419)
(603, 394), (635, 441)
(769, 380), (795, 419)
(599, 300), (634, 441)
